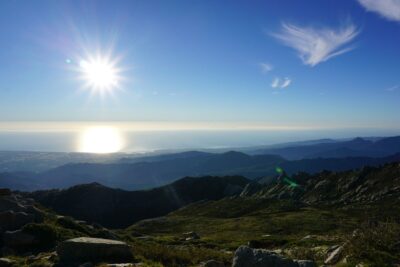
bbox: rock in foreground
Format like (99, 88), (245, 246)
(232, 246), (316, 267)
(0, 257), (16, 267)
(57, 237), (133, 263)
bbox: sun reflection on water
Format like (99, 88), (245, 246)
(78, 126), (124, 154)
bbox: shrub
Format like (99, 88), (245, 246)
(21, 223), (58, 251)
(55, 216), (89, 234)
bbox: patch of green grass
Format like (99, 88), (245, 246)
(126, 197), (400, 266)
(128, 198), (355, 250)
(345, 220), (400, 266)
(129, 239), (230, 267)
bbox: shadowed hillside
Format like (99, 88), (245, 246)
(29, 176), (250, 228)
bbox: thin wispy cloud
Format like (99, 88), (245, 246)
(281, 78), (291, 88)
(386, 85), (399, 91)
(358, 0), (400, 22)
(259, 62), (273, 74)
(271, 77), (291, 89)
(271, 77), (280, 88)
(272, 22), (360, 66)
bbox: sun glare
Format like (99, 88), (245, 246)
(78, 127), (124, 154)
(79, 55), (121, 93)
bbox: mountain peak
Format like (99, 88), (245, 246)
(351, 137), (367, 143)
(222, 151), (249, 157)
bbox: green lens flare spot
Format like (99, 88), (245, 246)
(276, 167), (284, 174)
(283, 177), (299, 188)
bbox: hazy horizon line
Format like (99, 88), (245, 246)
(0, 121), (399, 133)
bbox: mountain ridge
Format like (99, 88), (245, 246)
(29, 175), (250, 228)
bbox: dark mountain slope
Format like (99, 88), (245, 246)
(252, 136), (400, 160)
(249, 162), (400, 206)
(29, 175), (250, 228)
(281, 152), (400, 175)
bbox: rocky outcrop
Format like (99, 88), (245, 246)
(57, 237), (133, 263)
(182, 231), (200, 241)
(232, 246), (316, 267)
(0, 192), (44, 233)
(0, 195), (26, 213)
(243, 163), (400, 206)
(240, 182), (264, 197)
(0, 211), (35, 232)
(0, 190), (50, 254)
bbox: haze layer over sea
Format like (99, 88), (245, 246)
(0, 127), (399, 153)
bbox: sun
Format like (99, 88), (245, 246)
(78, 54), (121, 93)
(78, 127), (124, 154)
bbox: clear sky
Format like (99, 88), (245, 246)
(0, 0), (399, 152)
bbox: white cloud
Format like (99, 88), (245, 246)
(271, 77), (292, 89)
(281, 77), (291, 88)
(259, 62), (273, 74)
(271, 77), (280, 88)
(358, 0), (400, 21)
(272, 22), (360, 66)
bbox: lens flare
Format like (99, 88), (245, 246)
(275, 166), (299, 188)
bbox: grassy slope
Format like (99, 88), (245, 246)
(125, 197), (400, 266)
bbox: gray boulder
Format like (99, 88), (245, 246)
(106, 264), (138, 267)
(232, 246), (316, 267)
(324, 245), (343, 265)
(57, 237), (133, 263)
(201, 260), (225, 267)
(295, 260), (316, 267)
(182, 231), (200, 241)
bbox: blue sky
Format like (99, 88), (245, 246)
(0, 0), (399, 131)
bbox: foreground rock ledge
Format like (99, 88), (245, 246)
(57, 237), (133, 263)
(232, 246), (316, 267)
